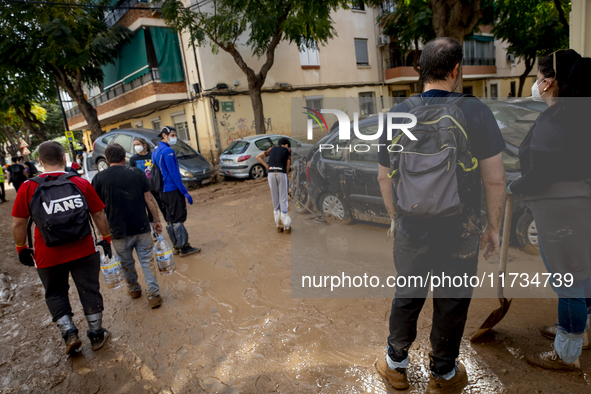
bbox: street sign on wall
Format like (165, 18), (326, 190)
(221, 101), (235, 112)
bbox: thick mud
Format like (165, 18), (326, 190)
(0, 180), (590, 393)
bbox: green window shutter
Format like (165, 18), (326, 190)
(102, 29), (150, 91)
(150, 27), (185, 83)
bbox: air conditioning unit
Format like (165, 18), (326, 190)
(378, 35), (391, 47)
(506, 53), (515, 62)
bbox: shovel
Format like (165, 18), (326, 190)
(471, 194), (514, 342)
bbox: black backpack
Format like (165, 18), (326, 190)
(28, 173), (91, 247)
(10, 164), (26, 183)
(149, 153), (163, 192)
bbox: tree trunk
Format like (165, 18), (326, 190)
(250, 86), (265, 135)
(413, 37), (424, 93)
(517, 54), (535, 97)
(52, 67), (103, 140)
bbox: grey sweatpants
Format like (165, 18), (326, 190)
(268, 172), (289, 214)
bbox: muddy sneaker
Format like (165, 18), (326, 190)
(147, 295), (162, 309)
(540, 326), (590, 349)
(526, 350), (581, 372)
(540, 325), (558, 340)
(427, 362), (467, 394)
(88, 328), (110, 351)
(128, 288), (142, 299)
(64, 331), (82, 355)
(375, 355), (409, 390)
(179, 244), (201, 257)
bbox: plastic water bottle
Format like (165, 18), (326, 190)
(154, 236), (176, 275)
(101, 252), (124, 289)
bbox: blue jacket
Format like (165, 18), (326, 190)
(152, 141), (187, 194)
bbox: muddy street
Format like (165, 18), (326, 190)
(1, 180), (590, 393)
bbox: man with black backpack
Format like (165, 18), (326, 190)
(151, 126), (200, 257)
(375, 38), (507, 393)
(6, 156), (28, 192)
(11, 141), (112, 355)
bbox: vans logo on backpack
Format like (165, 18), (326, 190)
(42, 194), (85, 214)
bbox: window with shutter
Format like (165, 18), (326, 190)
(299, 43), (320, 66)
(354, 39), (369, 66)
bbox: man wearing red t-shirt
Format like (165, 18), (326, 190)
(12, 141), (112, 355)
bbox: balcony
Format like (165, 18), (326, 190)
(384, 57), (497, 84)
(65, 68), (160, 119)
(104, 0), (149, 28)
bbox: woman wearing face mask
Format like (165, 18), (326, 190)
(130, 137), (167, 235)
(508, 49), (591, 371)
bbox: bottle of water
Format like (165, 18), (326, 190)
(100, 252), (124, 289)
(154, 236), (176, 275)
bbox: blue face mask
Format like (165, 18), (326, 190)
(169, 137), (177, 145)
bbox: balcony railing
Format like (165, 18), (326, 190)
(66, 68), (160, 119)
(104, 0), (148, 28)
(463, 58), (496, 66)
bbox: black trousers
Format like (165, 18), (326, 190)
(36, 252), (104, 322)
(161, 190), (187, 223)
(147, 190), (167, 223)
(388, 215), (480, 376)
(0, 182), (5, 201)
(13, 181), (23, 193)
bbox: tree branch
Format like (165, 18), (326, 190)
(552, 0), (569, 32)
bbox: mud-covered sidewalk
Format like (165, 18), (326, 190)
(1, 180), (590, 393)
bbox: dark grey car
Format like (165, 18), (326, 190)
(91, 128), (215, 190)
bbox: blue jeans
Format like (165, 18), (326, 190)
(112, 233), (159, 297)
(539, 242), (591, 363)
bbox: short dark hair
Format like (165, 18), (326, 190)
(17, 156), (24, 161)
(105, 143), (126, 164)
(419, 38), (463, 84)
(278, 137), (290, 147)
(38, 142), (65, 166)
(11, 157), (17, 163)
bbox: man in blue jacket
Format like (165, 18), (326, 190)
(152, 126), (200, 257)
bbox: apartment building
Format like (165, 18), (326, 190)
(65, 1), (540, 161)
(65, 1), (194, 149)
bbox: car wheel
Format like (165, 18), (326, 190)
(516, 211), (540, 255)
(250, 164), (266, 179)
(320, 193), (352, 225)
(97, 158), (108, 172)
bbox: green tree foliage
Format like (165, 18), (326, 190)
(0, 1), (131, 139)
(493, 0), (570, 96)
(159, 0), (352, 135)
(375, 0), (491, 91)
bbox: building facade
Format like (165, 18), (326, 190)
(66, 1), (540, 163)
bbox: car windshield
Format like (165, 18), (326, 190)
(484, 100), (542, 148)
(223, 140), (249, 154)
(151, 138), (198, 158)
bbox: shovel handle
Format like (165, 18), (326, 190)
(497, 194), (514, 297)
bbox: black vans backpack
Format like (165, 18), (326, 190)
(28, 173), (91, 247)
(388, 94), (480, 218)
(149, 153), (163, 192)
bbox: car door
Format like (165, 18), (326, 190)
(254, 137), (273, 164)
(344, 120), (389, 222)
(111, 133), (134, 164)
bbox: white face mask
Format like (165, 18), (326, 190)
(168, 137), (177, 145)
(531, 79), (546, 102)
(134, 145), (144, 154)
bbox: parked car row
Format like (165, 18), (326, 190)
(291, 98), (547, 254)
(91, 128), (215, 190)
